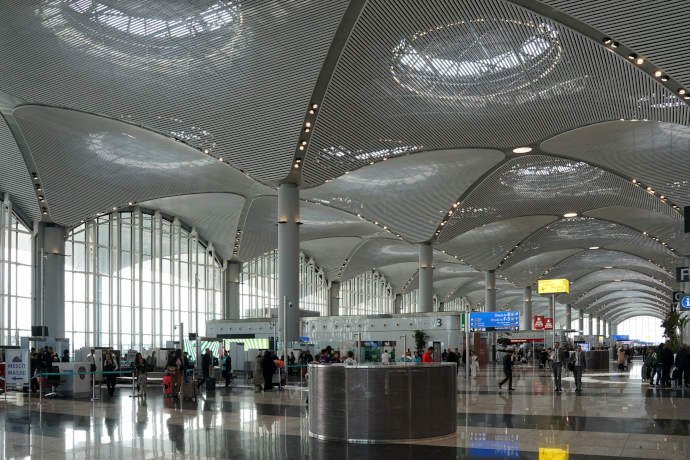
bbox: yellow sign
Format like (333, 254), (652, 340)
(538, 279), (569, 294)
(540, 446), (569, 460)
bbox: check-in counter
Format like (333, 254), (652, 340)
(50, 362), (92, 398)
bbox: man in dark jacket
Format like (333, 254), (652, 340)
(498, 350), (515, 391)
(446, 349), (457, 367)
(675, 344), (690, 387)
(661, 343), (675, 386)
(196, 349), (213, 390)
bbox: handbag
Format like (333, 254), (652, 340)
(567, 362), (575, 372)
(166, 365), (177, 375)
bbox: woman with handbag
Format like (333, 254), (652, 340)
(103, 353), (119, 397)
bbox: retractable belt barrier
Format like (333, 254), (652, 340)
(20, 370), (134, 405)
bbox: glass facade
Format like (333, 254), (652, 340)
(443, 297), (469, 312)
(339, 270), (394, 315)
(65, 210), (223, 351)
(617, 315), (665, 344)
(239, 250), (330, 318)
(400, 290), (438, 314)
(0, 198), (32, 345)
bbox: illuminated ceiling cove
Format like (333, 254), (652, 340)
(0, 0), (688, 322)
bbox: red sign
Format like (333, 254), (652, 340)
(533, 316), (545, 330)
(509, 338), (545, 343)
(544, 318), (554, 330)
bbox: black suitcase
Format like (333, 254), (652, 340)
(206, 377), (216, 391)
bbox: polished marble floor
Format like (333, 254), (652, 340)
(1, 359), (689, 460)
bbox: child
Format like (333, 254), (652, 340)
(138, 368), (148, 397)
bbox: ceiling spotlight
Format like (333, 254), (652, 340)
(647, 186), (652, 191)
(610, 42), (619, 48)
(299, 146), (304, 150)
(661, 76), (669, 82)
(604, 266), (613, 269)
(301, 140), (308, 145)
(304, 128), (310, 133)
(128, 202), (133, 205)
(679, 89), (687, 95)
(35, 184), (42, 191)
(204, 149), (209, 154)
(632, 179), (637, 183)
(602, 37), (611, 44)
(563, 212), (578, 218)
(305, 122), (312, 128)
(513, 147), (532, 154)
(589, 247), (599, 250)
(636, 57), (645, 65)
(654, 70), (662, 77)
(312, 103), (318, 110)
(628, 53), (637, 60)
(42, 210), (47, 215)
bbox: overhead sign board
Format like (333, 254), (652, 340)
(533, 316), (545, 330)
(677, 267), (690, 283)
(544, 318), (554, 330)
(681, 295), (690, 310)
(611, 335), (629, 341)
(673, 291), (685, 303)
(469, 311), (520, 332)
(538, 279), (569, 294)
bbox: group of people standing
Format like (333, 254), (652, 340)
(644, 342), (688, 387)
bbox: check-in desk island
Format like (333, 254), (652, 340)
(308, 362), (457, 443)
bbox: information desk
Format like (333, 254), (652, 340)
(308, 362), (457, 443)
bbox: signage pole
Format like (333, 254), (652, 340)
(552, 294), (556, 349)
(465, 310), (470, 379)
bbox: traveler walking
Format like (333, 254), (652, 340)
(675, 344), (690, 387)
(103, 353), (118, 396)
(261, 351), (275, 391)
(222, 351), (232, 387)
(617, 347), (626, 371)
(253, 352), (264, 392)
(661, 342), (675, 386)
(196, 349), (214, 390)
(570, 345), (586, 392)
(551, 342), (565, 392)
(498, 350), (515, 390)
(470, 350), (479, 378)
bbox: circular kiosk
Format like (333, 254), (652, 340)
(308, 362), (457, 443)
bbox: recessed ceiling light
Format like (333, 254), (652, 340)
(513, 147), (532, 154)
(610, 42), (619, 48)
(654, 70), (663, 77)
(589, 247), (599, 250)
(563, 212), (578, 218)
(635, 57), (645, 65)
(661, 76), (669, 82)
(604, 266), (613, 269)
(628, 53), (637, 60)
(679, 89), (687, 95)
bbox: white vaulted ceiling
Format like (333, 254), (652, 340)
(0, 0), (689, 322)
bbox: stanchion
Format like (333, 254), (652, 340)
(91, 371), (98, 402)
(129, 369), (141, 398)
(37, 371), (45, 405)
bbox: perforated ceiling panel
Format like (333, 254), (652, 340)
(558, 269), (670, 305)
(539, 0), (690, 94)
(584, 208), (690, 256)
(542, 122), (690, 207)
(436, 215), (557, 270)
(440, 155), (677, 242)
(402, 260), (473, 294)
(501, 217), (674, 270)
(300, 237), (363, 282)
(546, 249), (672, 282)
(500, 248), (584, 287)
(302, 148), (504, 242)
(341, 239), (419, 283)
(594, 298), (666, 317)
(574, 281), (669, 308)
(238, 197), (383, 261)
(376, 262), (420, 293)
(0, 0), (349, 182)
(138, 193), (245, 260)
(302, 0), (690, 184)
(13, 106), (255, 226)
(0, 115), (39, 220)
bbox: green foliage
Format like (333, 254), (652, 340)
(662, 311), (681, 352)
(412, 330), (430, 353)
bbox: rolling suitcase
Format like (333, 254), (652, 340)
(163, 375), (172, 396)
(206, 377), (216, 391)
(183, 379), (197, 400)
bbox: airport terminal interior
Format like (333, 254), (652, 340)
(2, 0), (690, 459)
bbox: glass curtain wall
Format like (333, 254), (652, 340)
(339, 270), (394, 315)
(239, 250), (330, 318)
(65, 210), (223, 351)
(0, 197), (32, 345)
(443, 297), (469, 312)
(400, 291), (438, 313)
(617, 315), (665, 344)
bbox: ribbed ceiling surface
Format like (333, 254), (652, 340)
(302, 148), (504, 242)
(574, 281), (669, 308)
(138, 193), (245, 260)
(501, 217), (675, 270)
(0, 114), (40, 220)
(14, 106), (255, 226)
(436, 215), (557, 270)
(542, 121), (690, 207)
(402, 260), (472, 294)
(341, 239), (419, 283)
(546, 249), (672, 282)
(500, 248), (584, 287)
(300, 237), (363, 282)
(558, 269), (669, 305)
(539, 0), (690, 94)
(0, 0), (348, 182)
(238, 197), (383, 261)
(440, 155), (677, 242)
(303, 0), (689, 184)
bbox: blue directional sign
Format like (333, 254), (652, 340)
(611, 335), (629, 341)
(469, 311), (520, 332)
(681, 295), (690, 310)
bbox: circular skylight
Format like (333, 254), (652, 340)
(48, 0), (242, 67)
(390, 19), (561, 99)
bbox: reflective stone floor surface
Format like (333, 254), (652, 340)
(1, 360), (689, 460)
